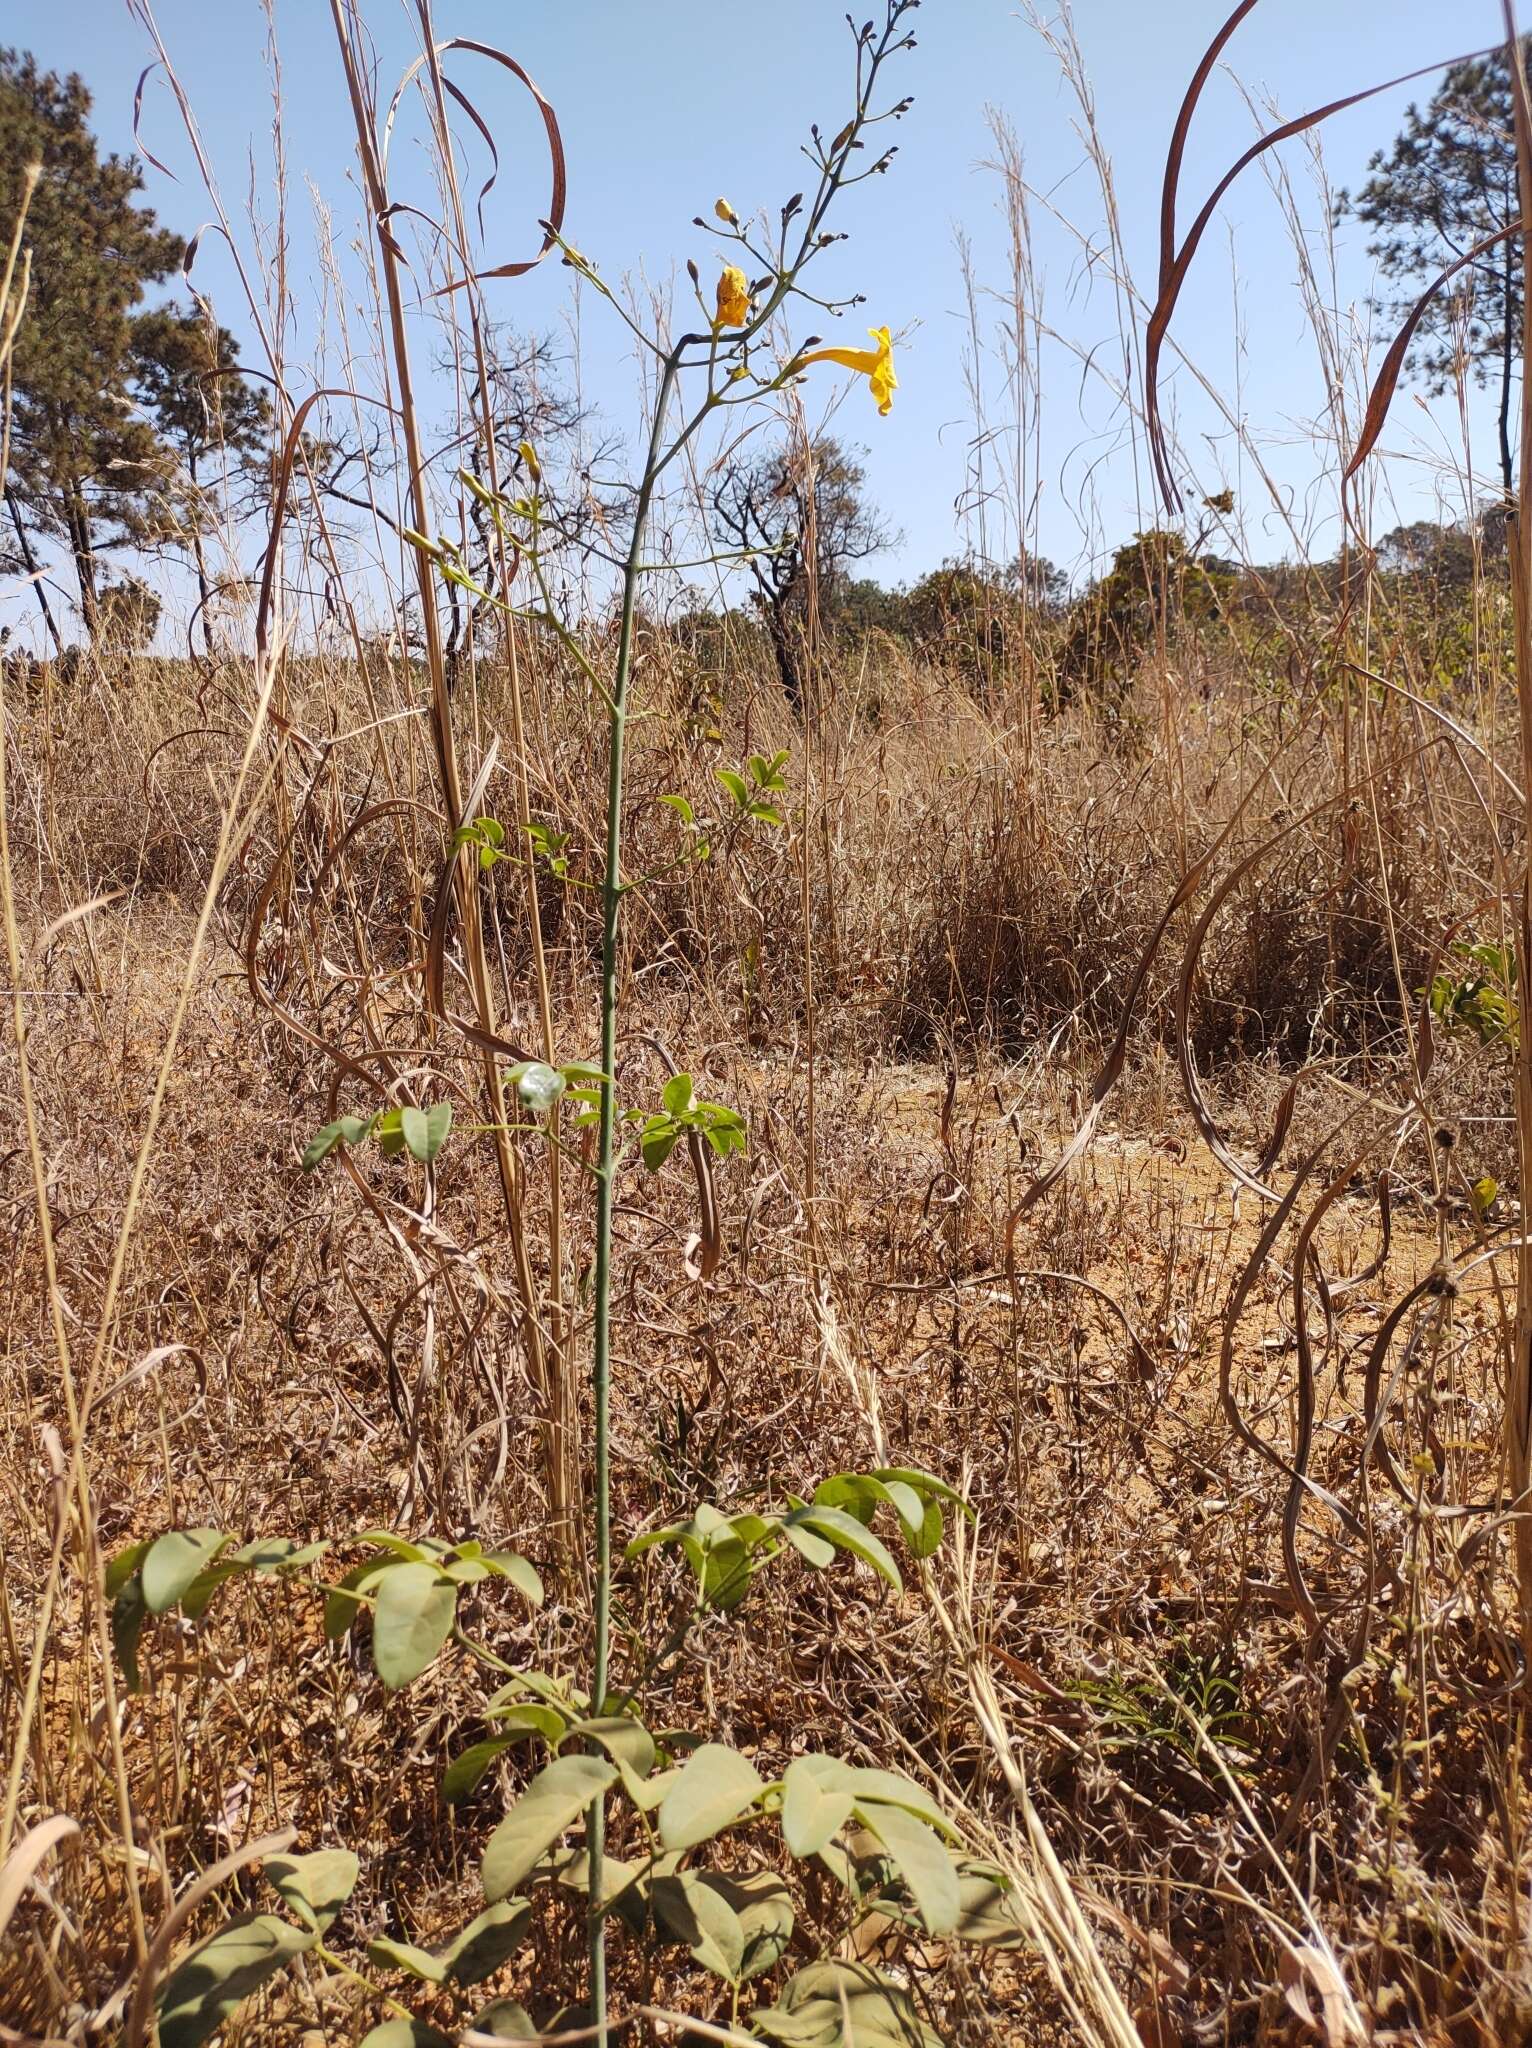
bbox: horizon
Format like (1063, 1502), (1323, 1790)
(0, 0), (1518, 649)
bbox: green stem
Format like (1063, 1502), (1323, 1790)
(588, 343), (683, 2048)
(313, 1941), (410, 2021)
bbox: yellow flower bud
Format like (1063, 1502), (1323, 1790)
(715, 197), (738, 225)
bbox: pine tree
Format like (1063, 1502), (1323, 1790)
(0, 48), (184, 642)
(1340, 50), (1520, 498)
(130, 306), (270, 649)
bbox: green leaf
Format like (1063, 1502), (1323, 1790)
(702, 1869), (794, 1980)
(753, 1960), (944, 2048)
(443, 1898), (533, 1984)
(142, 1530), (231, 1615)
(703, 1116), (748, 1157)
(375, 1107), (407, 1157)
(229, 1536), (331, 1572)
(781, 1755), (856, 1858)
(568, 1715), (656, 1780)
(481, 1698), (570, 1740)
(323, 1557), (392, 1639)
(468, 2002), (537, 2042)
(263, 1848), (359, 1934)
(909, 1496), (944, 1559)
(626, 1521), (703, 1569)
(702, 1537), (754, 1611)
(370, 1562), (458, 1687)
(662, 1072), (695, 1116)
(658, 1743), (766, 1851)
(812, 1474), (879, 1526)
(659, 793), (695, 826)
(880, 1479), (927, 1537)
(856, 1802), (960, 1935)
(112, 1579), (147, 1693)
(640, 1120), (679, 1171)
(651, 1870), (746, 1982)
(445, 1732), (536, 1804)
(481, 1754), (617, 1900)
(180, 1563), (244, 1623)
(354, 1530), (431, 1560)
(401, 1101), (453, 1164)
(790, 1506), (902, 1594)
(871, 1465), (970, 1512)
(485, 1668), (586, 1718)
(367, 1934), (446, 1983)
(845, 1767), (954, 1835)
(157, 1914), (313, 2048)
(716, 767), (749, 806)
(443, 1556), (492, 1584)
(302, 1115), (373, 1170)
(550, 1842), (648, 1910)
(781, 1520), (836, 1569)
(623, 1763), (682, 1812)
(813, 1473), (925, 1542)
(105, 1539), (151, 1600)
(479, 1551), (545, 1607)
(951, 1867), (1029, 1948)
(358, 2022), (455, 2048)
(558, 1061), (610, 1085)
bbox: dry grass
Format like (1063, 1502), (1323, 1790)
(2, 610), (1530, 2046)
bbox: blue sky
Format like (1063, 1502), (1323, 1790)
(1, 0), (1514, 628)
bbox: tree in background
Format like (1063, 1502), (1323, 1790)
(1056, 529), (1235, 703)
(436, 324), (613, 685)
(96, 574), (162, 655)
(0, 49), (185, 644)
(1340, 50), (1520, 499)
(900, 554), (1064, 688)
(712, 435), (892, 706)
(130, 305), (270, 650)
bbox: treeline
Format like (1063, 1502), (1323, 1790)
(1, 39), (1521, 702)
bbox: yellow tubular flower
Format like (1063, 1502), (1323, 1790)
(715, 264), (751, 329)
(797, 325), (897, 416)
(714, 197), (738, 224)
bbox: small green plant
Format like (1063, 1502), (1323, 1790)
(1066, 1644), (1258, 1786)
(625, 1072), (748, 1171)
(302, 1101), (454, 1170)
(112, 7), (945, 2043)
(1423, 938), (1518, 1048)
(106, 1527), (542, 1695)
(451, 813), (575, 882)
(716, 749), (791, 826)
(109, 1469), (997, 2048)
